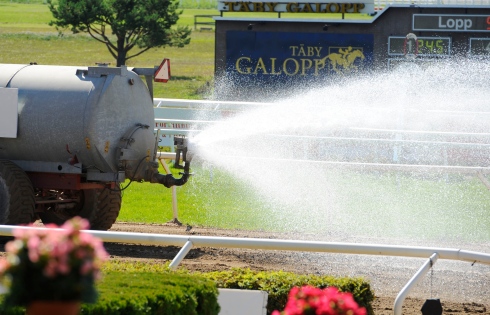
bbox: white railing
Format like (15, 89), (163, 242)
(154, 98), (271, 110)
(153, 98), (490, 167)
(0, 225), (488, 315)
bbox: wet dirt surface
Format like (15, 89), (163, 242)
(106, 222), (490, 315)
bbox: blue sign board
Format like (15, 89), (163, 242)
(226, 31), (374, 86)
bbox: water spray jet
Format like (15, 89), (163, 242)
(188, 58), (490, 243)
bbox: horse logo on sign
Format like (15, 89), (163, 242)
(319, 46), (366, 74)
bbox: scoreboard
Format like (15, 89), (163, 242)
(388, 13), (490, 68)
(388, 36), (451, 57)
(214, 6), (490, 99)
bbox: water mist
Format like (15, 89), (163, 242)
(190, 59), (490, 247)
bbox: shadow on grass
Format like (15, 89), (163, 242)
(171, 75), (206, 81)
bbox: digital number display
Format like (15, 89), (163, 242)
(469, 38), (490, 56)
(388, 36), (451, 56)
(413, 14), (490, 32)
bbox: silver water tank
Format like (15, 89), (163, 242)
(0, 64), (155, 180)
(0, 64), (190, 229)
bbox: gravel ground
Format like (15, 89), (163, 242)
(105, 222), (490, 315)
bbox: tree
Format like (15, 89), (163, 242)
(48, 0), (191, 66)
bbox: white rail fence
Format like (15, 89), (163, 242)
(0, 225), (489, 315)
(153, 98), (490, 168)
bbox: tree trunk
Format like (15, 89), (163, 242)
(116, 53), (126, 67)
(116, 37), (127, 67)
(116, 52), (126, 67)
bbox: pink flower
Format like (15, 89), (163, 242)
(57, 260), (70, 275)
(74, 248), (87, 260)
(27, 236), (41, 263)
(80, 261), (93, 275)
(43, 260), (58, 278)
(52, 239), (71, 259)
(5, 239), (24, 255)
(62, 217), (90, 234)
(28, 251), (40, 264)
(2, 216), (107, 302)
(273, 286), (367, 315)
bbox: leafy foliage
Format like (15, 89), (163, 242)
(0, 271), (220, 315)
(199, 268), (375, 315)
(85, 271), (220, 315)
(101, 263), (375, 315)
(0, 261), (373, 315)
(47, 0), (191, 66)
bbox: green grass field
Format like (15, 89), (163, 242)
(1, 1), (489, 244)
(118, 162), (490, 243)
(0, 1), (218, 99)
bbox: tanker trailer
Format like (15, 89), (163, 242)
(0, 63), (191, 230)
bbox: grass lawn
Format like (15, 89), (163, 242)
(118, 162), (276, 231)
(0, 1), (218, 99)
(117, 161), (490, 243)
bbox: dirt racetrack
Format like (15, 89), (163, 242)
(106, 222), (490, 315)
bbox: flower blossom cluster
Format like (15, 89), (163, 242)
(272, 285), (367, 315)
(0, 217), (108, 280)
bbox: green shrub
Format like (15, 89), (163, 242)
(0, 267), (374, 315)
(87, 271), (220, 315)
(200, 268), (375, 315)
(0, 271), (220, 315)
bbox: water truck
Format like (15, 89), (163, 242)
(0, 63), (192, 230)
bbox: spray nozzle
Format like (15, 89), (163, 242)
(173, 135), (191, 169)
(151, 135), (193, 188)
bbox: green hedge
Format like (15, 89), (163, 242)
(0, 268), (374, 315)
(0, 271), (220, 315)
(199, 268), (375, 315)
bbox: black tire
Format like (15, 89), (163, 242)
(85, 189), (122, 230)
(0, 160), (35, 225)
(39, 188), (121, 230)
